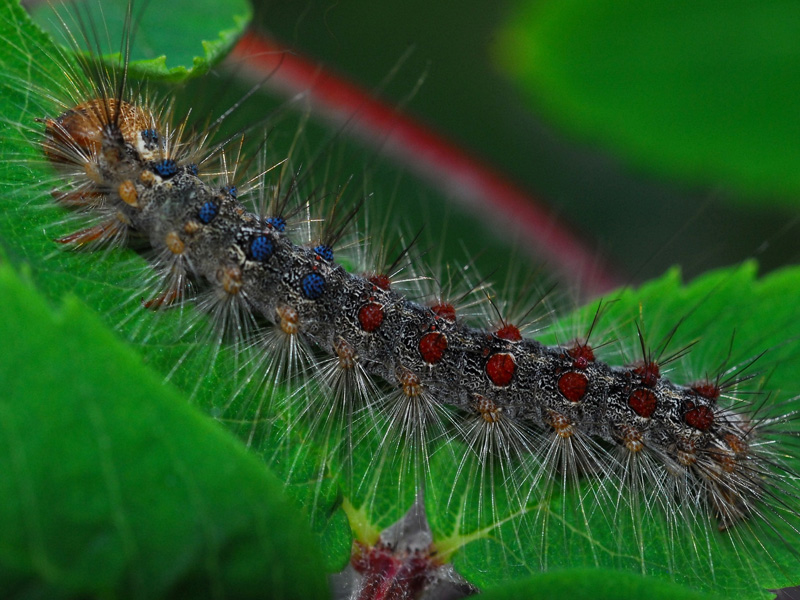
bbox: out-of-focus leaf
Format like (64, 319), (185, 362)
(0, 263), (329, 599)
(496, 0), (800, 203)
(30, 0), (251, 80)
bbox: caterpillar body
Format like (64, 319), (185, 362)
(2, 1), (800, 599)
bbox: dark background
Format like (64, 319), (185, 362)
(246, 0), (800, 288)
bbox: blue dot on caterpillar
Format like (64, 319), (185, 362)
(249, 234), (274, 262)
(301, 272), (327, 300)
(151, 158), (178, 178)
(197, 200), (218, 225)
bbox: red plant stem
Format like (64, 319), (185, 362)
(229, 31), (624, 297)
(351, 542), (439, 600)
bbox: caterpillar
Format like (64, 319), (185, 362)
(2, 1), (800, 599)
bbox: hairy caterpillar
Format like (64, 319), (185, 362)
(2, 1), (800, 599)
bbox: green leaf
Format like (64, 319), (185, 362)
(0, 263), (329, 599)
(496, 0), (800, 203)
(29, 0), (251, 80)
(479, 568), (723, 600)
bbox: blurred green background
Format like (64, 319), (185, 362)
(248, 0), (800, 286)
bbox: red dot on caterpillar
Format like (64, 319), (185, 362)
(485, 352), (516, 387)
(628, 388), (658, 418)
(566, 339), (595, 368)
(367, 273), (392, 291)
(557, 371), (589, 403)
(430, 302), (456, 322)
(358, 302), (384, 332)
(632, 360), (661, 387)
(691, 381), (721, 401)
(495, 323), (522, 341)
(683, 401), (715, 431)
(419, 331), (448, 365)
